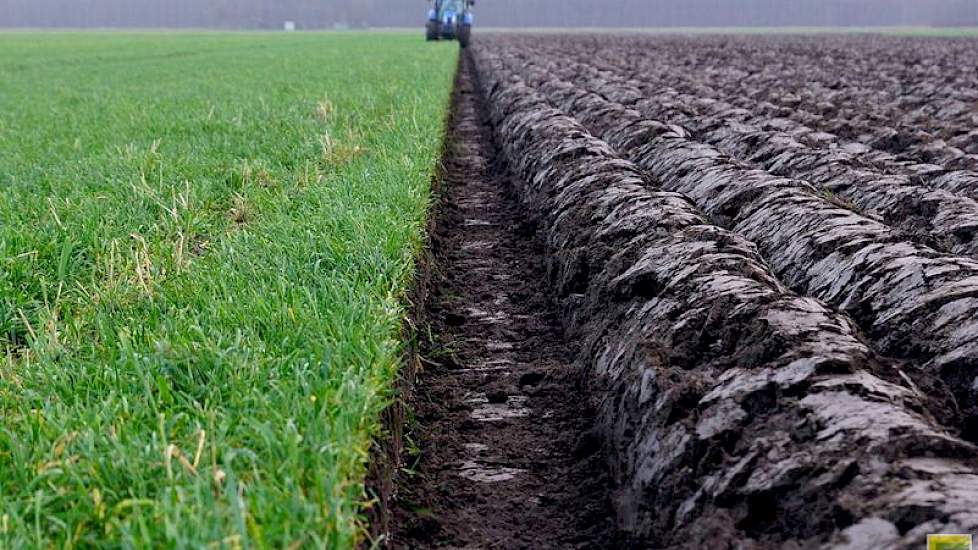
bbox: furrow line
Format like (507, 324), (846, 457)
(537, 44), (978, 204)
(489, 47), (978, 442)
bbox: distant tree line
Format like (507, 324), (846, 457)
(1, 0), (976, 29)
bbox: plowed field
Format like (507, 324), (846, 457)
(396, 34), (978, 549)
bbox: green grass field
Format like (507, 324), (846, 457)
(0, 32), (457, 548)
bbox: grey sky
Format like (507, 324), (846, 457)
(1, 0), (977, 29)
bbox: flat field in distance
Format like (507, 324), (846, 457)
(476, 26), (978, 36)
(0, 32), (456, 547)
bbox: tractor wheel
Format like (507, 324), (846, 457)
(426, 21), (439, 41)
(458, 24), (471, 48)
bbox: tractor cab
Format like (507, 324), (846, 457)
(426, 0), (474, 47)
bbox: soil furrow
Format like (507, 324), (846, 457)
(512, 51), (978, 257)
(390, 57), (618, 549)
(483, 52), (978, 441)
(535, 38), (978, 197)
(639, 76), (978, 202)
(656, 89), (978, 207)
(583, 36), (978, 169)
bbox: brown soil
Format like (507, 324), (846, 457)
(383, 34), (978, 549)
(460, 35), (978, 548)
(388, 57), (619, 548)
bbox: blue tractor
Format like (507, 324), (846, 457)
(426, 0), (474, 47)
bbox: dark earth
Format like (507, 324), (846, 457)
(386, 34), (978, 549)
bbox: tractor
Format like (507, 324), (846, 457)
(426, 0), (474, 48)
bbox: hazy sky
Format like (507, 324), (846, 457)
(1, 0), (977, 29)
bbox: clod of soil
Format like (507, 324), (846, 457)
(519, 371), (546, 387)
(486, 389), (509, 404)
